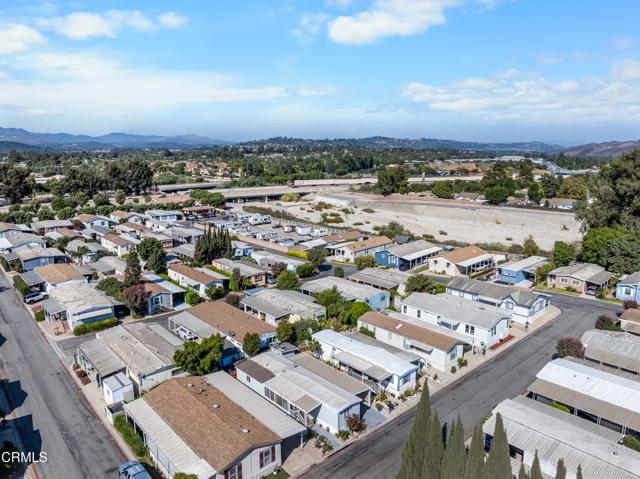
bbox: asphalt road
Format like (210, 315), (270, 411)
(0, 273), (124, 479)
(302, 293), (623, 479)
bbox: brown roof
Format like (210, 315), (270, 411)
(143, 377), (279, 472)
(75, 213), (100, 223)
(438, 245), (488, 264)
(235, 359), (276, 383)
(183, 206), (214, 212)
(323, 231), (362, 243)
(359, 311), (461, 352)
(140, 278), (171, 296)
(187, 301), (276, 339)
(56, 228), (83, 239)
(151, 194), (189, 205)
(621, 308), (640, 324)
(344, 236), (392, 253)
(119, 221), (149, 232)
(35, 263), (85, 284)
(111, 210), (134, 219)
(0, 222), (20, 233)
(169, 264), (219, 286)
(102, 233), (133, 247)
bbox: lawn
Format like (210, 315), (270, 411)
(271, 469), (290, 479)
(412, 265), (430, 273)
(533, 286), (581, 296)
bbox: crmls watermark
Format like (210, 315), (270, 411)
(1, 451), (48, 463)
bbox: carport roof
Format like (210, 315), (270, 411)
(78, 338), (126, 378)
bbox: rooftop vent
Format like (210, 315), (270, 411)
(213, 404), (219, 408)
(187, 383), (194, 387)
(228, 330), (236, 337)
(242, 429), (250, 433)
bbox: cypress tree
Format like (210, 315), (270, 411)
(517, 463), (527, 479)
(484, 413), (512, 479)
(397, 384), (431, 479)
(576, 465), (583, 479)
(464, 424), (485, 479)
(554, 458), (566, 479)
(124, 246), (141, 287)
(441, 416), (466, 479)
(421, 410), (444, 479)
(194, 235), (208, 264)
(225, 229), (233, 259)
(529, 451), (543, 479)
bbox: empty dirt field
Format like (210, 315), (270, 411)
(277, 192), (582, 250)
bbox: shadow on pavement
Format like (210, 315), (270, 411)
(0, 379), (28, 413)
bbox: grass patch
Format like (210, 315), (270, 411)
(271, 469), (290, 479)
(114, 415), (147, 457)
(599, 296), (623, 304)
(534, 286), (581, 296)
(412, 265), (430, 273)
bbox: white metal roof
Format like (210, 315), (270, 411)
(301, 276), (382, 302)
(386, 240), (440, 261)
(499, 255), (548, 272)
(169, 311), (219, 339)
(581, 329), (640, 373)
(484, 396), (640, 479)
(313, 329), (416, 377)
(536, 358), (640, 414)
(204, 371), (305, 440)
(124, 399), (216, 478)
(456, 252), (495, 267)
(78, 338), (126, 377)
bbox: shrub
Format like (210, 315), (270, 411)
(450, 366), (457, 373)
(548, 402), (571, 413)
(345, 414), (366, 433)
(362, 208), (375, 213)
(623, 300), (639, 310)
(73, 317), (118, 336)
(35, 310), (45, 322)
(0, 257), (8, 271)
(337, 429), (350, 440)
(595, 315), (622, 331)
(174, 474), (198, 479)
(556, 337), (585, 358)
(296, 263), (315, 278)
(114, 415), (147, 457)
(186, 290), (203, 306)
(354, 255), (376, 271)
(333, 266), (344, 278)
(287, 250), (308, 260)
(375, 402), (384, 410)
(439, 230), (448, 235)
(359, 327), (375, 338)
(457, 357), (464, 367)
(13, 275), (31, 297)
(623, 435), (640, 452)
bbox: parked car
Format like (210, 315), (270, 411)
(23, 292), (47, 304)
(119, 461), (151, 479)
(586, 285), (597, 296)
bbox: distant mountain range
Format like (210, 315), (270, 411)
(0, 127), (231, 151)
(558, 140), (640, 158)
(238, 136), (565, 153)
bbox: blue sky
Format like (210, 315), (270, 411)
(1, 0), (639, 144)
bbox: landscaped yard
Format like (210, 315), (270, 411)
(534, 286), (581, 296)
(412, 265), (430, 273)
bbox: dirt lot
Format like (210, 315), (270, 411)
(272, 192), (581, 250)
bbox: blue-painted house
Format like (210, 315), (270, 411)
(497, 256), (549, 285)
(375, 240), (441, 271)
(617, 272), (640, 302)
(232, 240), (254, 259)
(14, 244), (66, 271)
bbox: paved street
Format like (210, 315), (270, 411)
(302, 293), (622, 479)
(0, 273), (124, 479)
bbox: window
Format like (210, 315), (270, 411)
(560, 278), (568, 284)
(624, 287), (633, 296)
(245, 375), (251, 383)
(504, 302), (513, 310)
(403, 305), (407, 314)
(489, 326), (497, 336)
(225, 464), (242, 479)
(449, 350), (456, 360)
(465, 324), (475, 335)
(399, 375), (410, 386)
(417, 310), (421, 318)
(260, 446), (276, 467)
(572, 280), (580, 286)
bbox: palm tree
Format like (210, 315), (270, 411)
(71, 246), (90, 266)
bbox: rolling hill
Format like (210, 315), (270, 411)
(559, 140), (640, 158)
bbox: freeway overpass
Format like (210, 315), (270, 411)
(293, 175), (483, 187)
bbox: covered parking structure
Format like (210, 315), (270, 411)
(77, 338), (126, 387)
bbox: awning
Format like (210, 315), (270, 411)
(333, 351), (391, 382)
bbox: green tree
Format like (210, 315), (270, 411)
(598, 237), (640, 274)
(115, 189), (126, 205)
(51, 197), (68, 211)
(127, 157), (153, 194)
(517, 159), (535, 186)
(557, 175), (587, 200)
(580, 226), (627, 263)
(56, 236), (70, 252)
(432, 181), (454, 198)
(276, 321), (293, 343)
(441, 416), (466, 479)
(484, 413), (512, 479)
(0, 164), (34, 204)
(527, 183), (544, 203)
(354, 254), (376, 270)
(517, 464), (527, 479)
(307, 247), (327, 271)
(377, 166), (408, 195)
(555, 458), (566, 479)
(464, 424), (485, 479)
(576, 465), (583, 479)
(315, 287), (351, 320)
(231, 267), (242, 289)
(96, 277), (125, 301)
(173, 333), (225, 375)
(406, 274), (445, 294)
(296, 263), (315, 278)
(206, 286), (225, 300)
(57, 206), (75, 220)
(74, 191), (88, 207)
(529, 451), (543, 479)
(147, 247), (167, 274)
(92, 193), (110, 207)
(138, 237), (164, 261)
(124, 246), (142, 287)
(485, 186), (509, 203)
(535, 262), (555, 283)
(522, 235), (540, 257)
(346, 301), (372, 326)
(206, 192), (226, 207)
(333, 265), (345, 278)
(553, 241), (576, 267)
(421, 411), (444, 479)
(37, 207), (55, 221)
(276, 270), (299, 290)
(540, 173), (563, 198)
(397, 384), (431, 479)
(242, 333), (261, 357)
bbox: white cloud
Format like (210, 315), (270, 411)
(37, 10), (187, 40)
(328, 0), (462, 45)
(0, 23), (46, 55)
(291, 12), (329, 44)
(157, 12), (188, 29)
(538, 53), (564, 65)
(610, 58), (640, 81)
(401, 66), (640, 123)
(615, 36), (636, 51)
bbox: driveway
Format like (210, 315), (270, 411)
(0, 273), (125, 479)
(301, 293), (622, 479)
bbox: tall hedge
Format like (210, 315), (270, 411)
(114, 415), (147, 457)
(73, 317), (118, 336)
(13, 275), (31, 297)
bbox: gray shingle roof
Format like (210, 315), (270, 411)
(446, 276), (545, 307)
